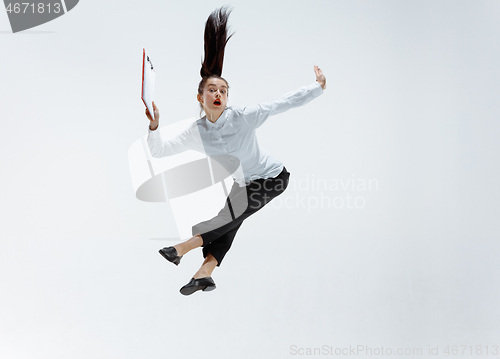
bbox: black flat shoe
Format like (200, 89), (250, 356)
(158, 247), (183, 266)
(180, 276), (216, 296)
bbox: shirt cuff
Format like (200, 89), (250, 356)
(148, 126), (162, 139)
(311, 81), (324, 95)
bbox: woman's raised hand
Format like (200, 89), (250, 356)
(146, 101), (160, 130)
(314, 65), (326, 90)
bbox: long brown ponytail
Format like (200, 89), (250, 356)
(198, 6), (234, 115)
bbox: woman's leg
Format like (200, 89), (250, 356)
(192, 181), (248, 246)
(174, 167), (291, 263)
(193, 167), (291, 256)
(193, 253), (218, 279)
(202, 222), (242, 267)
(179, 168), (291, 294)
(173, 233), (203, 256)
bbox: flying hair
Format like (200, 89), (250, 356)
(200, 5), (234, 78)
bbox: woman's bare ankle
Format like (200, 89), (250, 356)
(174, 234), (203, 257)
(172, 245), (184, 256)
(193, 270), (211, 279)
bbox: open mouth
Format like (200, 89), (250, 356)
(213, 100), (221, 106)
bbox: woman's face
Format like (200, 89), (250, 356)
(197, 77), (228, 112)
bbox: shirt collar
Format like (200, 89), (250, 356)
(204, 107), (229, 129)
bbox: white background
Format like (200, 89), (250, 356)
(1, 1), (499, 358)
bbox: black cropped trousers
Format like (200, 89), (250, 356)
(192, 166), (290, 266)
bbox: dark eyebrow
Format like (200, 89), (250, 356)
(207, 83), (228, 88)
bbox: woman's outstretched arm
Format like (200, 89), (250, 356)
(233, 65), (327, 129)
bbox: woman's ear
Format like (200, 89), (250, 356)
(197, 93), (203, 104)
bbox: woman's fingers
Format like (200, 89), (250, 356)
(314, 65), (326, 90)
(146, 102), (160, 122)
(314, 65), (323, 79)
(145, 102), (160, 122)
(314, 65), (323, 75)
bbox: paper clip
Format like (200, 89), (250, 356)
(147, 56), (154, 70)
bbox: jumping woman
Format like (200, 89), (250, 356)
(145, 6), (326, 295)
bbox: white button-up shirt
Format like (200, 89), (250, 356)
(147, 81), (324, 187)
